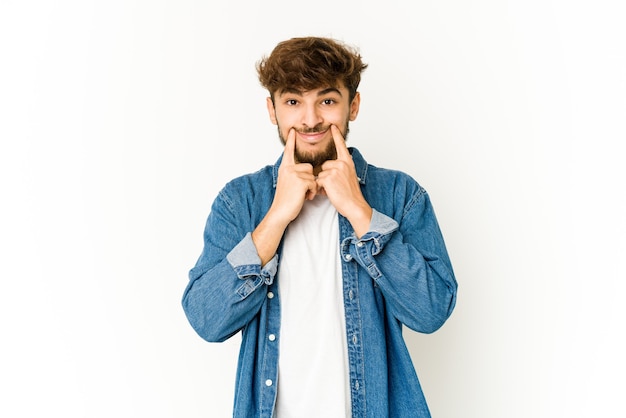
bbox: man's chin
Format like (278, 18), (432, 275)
(295, 146), (336, 167)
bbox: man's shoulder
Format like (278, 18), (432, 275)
(360, 159), (427, 212)
(352, 147), (419, 185)
(220, 163), (275, 194)
(366, 162), (422, 190)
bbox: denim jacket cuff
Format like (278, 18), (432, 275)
(227, 232), (278, 288)
(340, 210), (398, 279)
(368, 209), (400, 236)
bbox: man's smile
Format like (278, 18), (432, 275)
(296, 128), (329, 145)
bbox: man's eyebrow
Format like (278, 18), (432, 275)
(278, 87), (343, 97)
(318, 87), (343, 96)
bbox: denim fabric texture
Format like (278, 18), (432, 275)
(182, 148), (458, 418)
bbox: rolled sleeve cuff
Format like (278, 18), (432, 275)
(369, 209), (399, 236)
(340, 210), (398, 279)
(227, 232), (278, 287)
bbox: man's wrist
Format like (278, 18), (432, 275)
(348, 204), (373, 238)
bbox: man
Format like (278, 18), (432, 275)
(182, 36), (457, 418)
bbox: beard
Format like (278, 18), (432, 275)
(277, 122), (350, 168)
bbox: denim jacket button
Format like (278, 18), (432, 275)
(267, 291), (274, 299)
(265, 379), (273, 386)
(268, 334), (276, 341)
(356, 241), (364, 248)
(344, 254), (352, 261)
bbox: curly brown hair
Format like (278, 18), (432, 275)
(257, 37), (368, 103)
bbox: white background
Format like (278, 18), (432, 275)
(1, 1), (624, 417)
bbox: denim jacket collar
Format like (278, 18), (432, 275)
(271, 147), (368, 188)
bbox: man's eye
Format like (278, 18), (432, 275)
(286, 99), (298, 105)
(322, 99), (335, 105)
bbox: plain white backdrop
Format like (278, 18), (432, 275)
(1, 0), (624, 417)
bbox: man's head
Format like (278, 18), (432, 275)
(257, 37), (368, 168)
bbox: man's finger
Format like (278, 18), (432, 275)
(331, 124), (350, 161)
(283, 128), (296, 166)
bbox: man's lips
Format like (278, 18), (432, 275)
(296, 129), (329, 144)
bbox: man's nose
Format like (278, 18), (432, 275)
(301, 105), (323, 128)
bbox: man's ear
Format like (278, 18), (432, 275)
(349, 92), (361, 121)
(266, 97), (278, 125)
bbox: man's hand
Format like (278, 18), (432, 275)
(251, 129), (317, 265)
(316, 125), (373, 237)
(272, 128), (319, 223)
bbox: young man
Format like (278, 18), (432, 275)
(182, 37), (458, 418)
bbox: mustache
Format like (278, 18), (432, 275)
(296, 124), (330, 134)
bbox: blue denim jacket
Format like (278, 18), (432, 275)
(182, 148), (457, 417)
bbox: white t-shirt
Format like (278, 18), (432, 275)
(274, 195), (351, 418)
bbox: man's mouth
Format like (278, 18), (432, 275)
(296, 128), (329, 143)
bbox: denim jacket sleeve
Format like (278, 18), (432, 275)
(341, 187), (457, 334)
(182, 188), (275, 343)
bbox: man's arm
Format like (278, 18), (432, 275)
(340, 187), (458, 333)
(182, 192), (272, 342)
(183, 129), (320, 341)
(252, 128), (318, 265)
(316, 124), (373, 237)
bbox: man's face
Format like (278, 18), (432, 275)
(266, 84), (360, 168)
